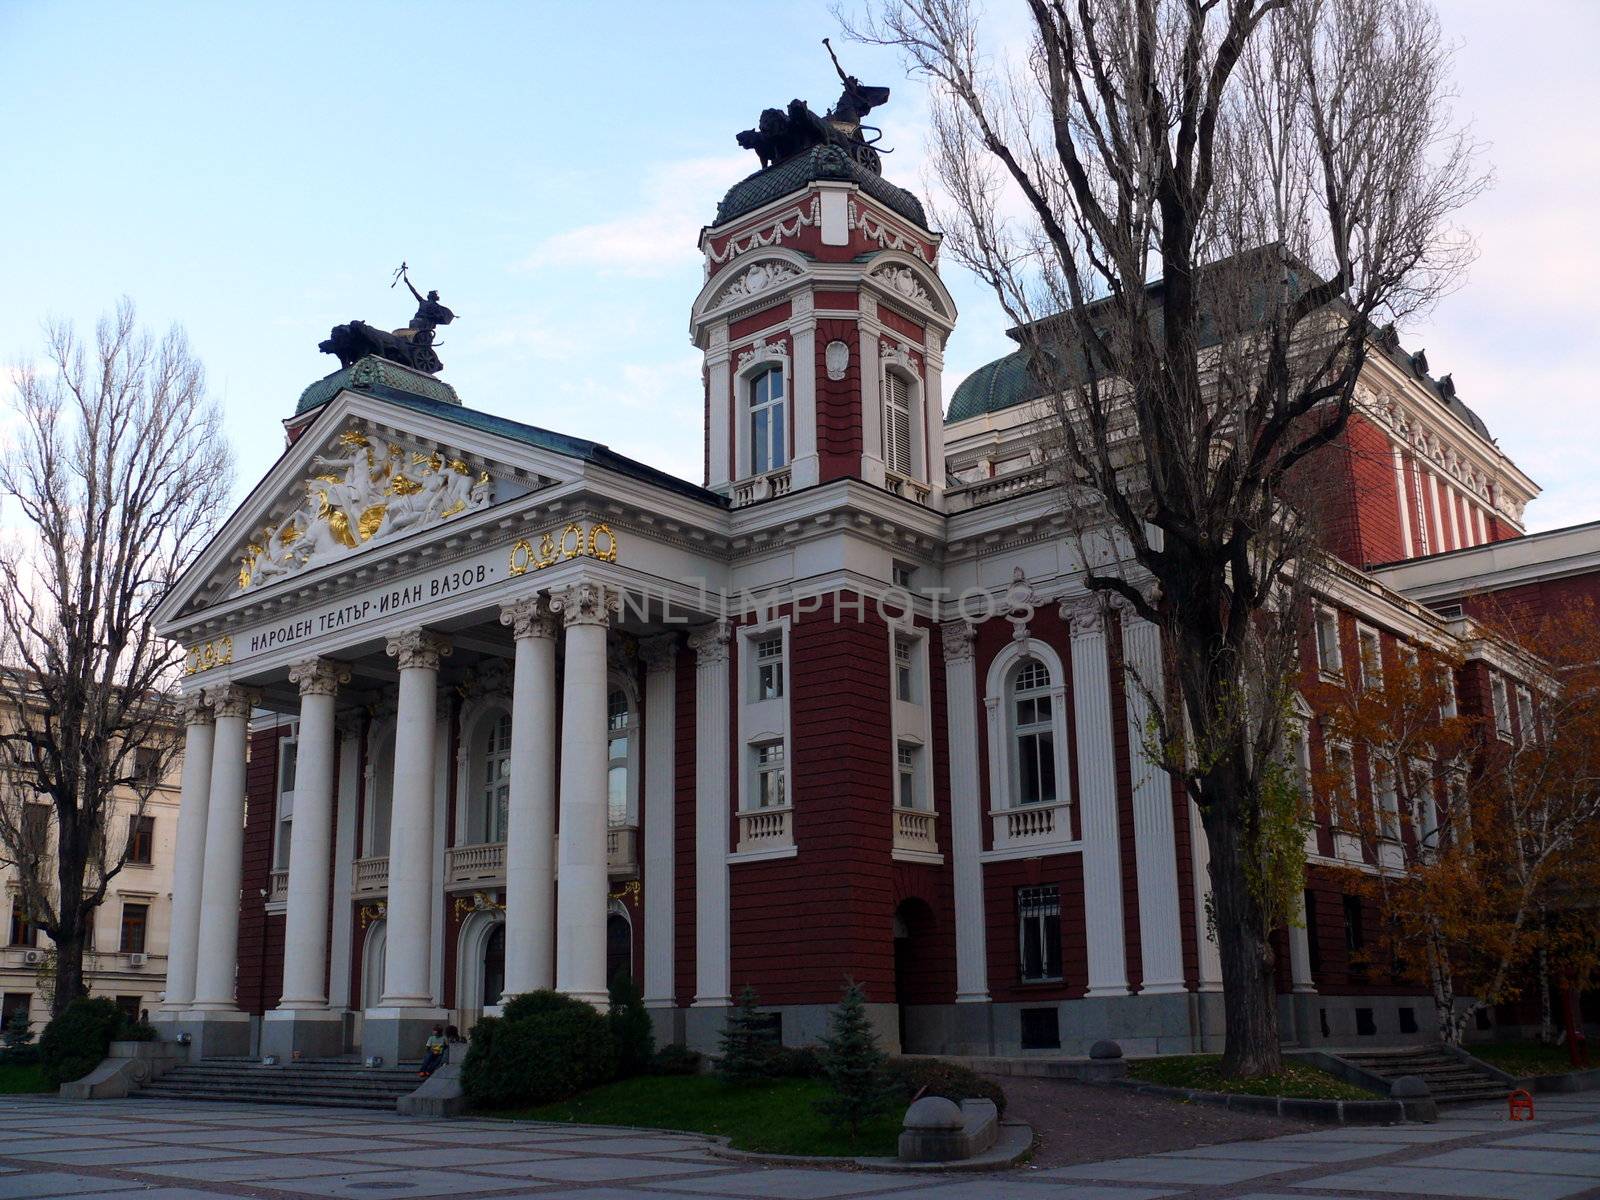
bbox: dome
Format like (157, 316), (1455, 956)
(713, 144), (927, 229)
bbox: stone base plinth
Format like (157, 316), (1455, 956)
(176, 1010), (252, 1059)
(362, 1007), (447, 1065)
(262, 1008), (346, 1060)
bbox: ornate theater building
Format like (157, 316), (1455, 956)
(153, 86), (1592, 1065)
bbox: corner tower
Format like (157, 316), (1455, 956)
(691, 100), (957, 510)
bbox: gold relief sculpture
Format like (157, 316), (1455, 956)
(559, 522), (584, 559)
(588, 523), (617, 562)
(184, 636), (235, 676)
(507, 522), (623, 577)
(609, 879), (641, 905)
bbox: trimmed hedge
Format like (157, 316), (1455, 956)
(887, 1057), (1007, 1115)
(462, 990), (617, 1109)
(39, 998), (124, 1087)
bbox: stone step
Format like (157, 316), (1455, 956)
(152, 1077), (414, 1097)
(134, 1087), (398, 1111)
(168, 1065), (420, 1082)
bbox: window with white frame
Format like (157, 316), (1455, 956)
(1018, 885), (1062, 982)
(1010, 658), (1057, 807)
(1328, 742), (1358, 832)
(1408, 758), (1439, 853)
(1357, 627), (1383, 690)
(894, 633), (916, 703)
(1490, 674), (1512, 739)
(482, 711), (512, 843)
(753, 634), (784, 701)
(1373, 758), (1400, 841)
(749, 366), (786, 475)
(1515, 685), (1535, 744)
(897, 742), (920, 809)
(608, 688), (635, 827)
(275, 737), (297, 871)
(1436, 664), (1458, 720)
(892, 561), (916, 590)
(883, 371), (913, 476)
(752, 742), (786, 809)
(1315, 607), (1343, 677)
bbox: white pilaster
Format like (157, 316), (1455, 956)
(1392, 446), (1414, 558)
(378, 629), (450, 1008)
(1118, 602), (1185, 994)
(790, 293), (820, 489)
(941, 621), (989, 1003)
(276, 658), (349, 1008)
(641, 634), (678, 1009)
(160, 696), (214, 1014)
(190, 683), (257, 1011)
(500, 596), (559, 997)
(707, 326), (731, 491)
(689, 621), (732, 1008)
(551, 581), (620, 1007)
(1065, 599), (1128, 996)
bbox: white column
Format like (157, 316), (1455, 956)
(1392, 446), (1414, 558)
(941, 621), (988, 1002)
(1119, 601), (1185, 994)
(275, 658), (349, 1009)
(1065, 599), (1128, 996)
(500, 596), (559, 997)
(160, 696), (214, 1014)
(326, 717), (361, 1010)
(551, 581), (619, 1007)
(190, 683), (257, 1011)
(1289, 889), (1317, 994)
(641, 634), (678, 1009)
(378, 629), (451, 1008)
(689, 621), (731, 1008)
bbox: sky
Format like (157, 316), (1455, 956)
(1, 1), (1595, 532)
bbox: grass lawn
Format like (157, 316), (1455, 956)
(1126, 1054), (1378, 1101)
(0, 1063), (51, 1094)
(1468, 1040), (1592, 1077)
(495, 1075), (902, 1157)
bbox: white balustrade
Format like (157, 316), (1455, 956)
(606, 823), (638, 872)
(729, 467), (793, 508)
(446, 842), (506, 884)
(736, 805), (792, 853)
(990, 801), (1073, 852)
(268, 869), (289, 903)
(892, 806), (938, 855)
(353, 855), (389, 895)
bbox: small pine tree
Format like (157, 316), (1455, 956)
(1, 1009), (34, 1063)
(608, 970), (655, 1078)
(717, 984), (771, 1086)
(816, 979), (893, 1144)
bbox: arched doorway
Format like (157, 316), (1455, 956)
(456, 911), (506, 1027)
(606, 908), (632, 987)
(361, 920), (387, 1011)
(482, 923), (505, 1008)
(893, 898), (938, 1053)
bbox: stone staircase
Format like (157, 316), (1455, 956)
(1335, 1045), (1508, 1104)
(133, 1057), (422, 1111)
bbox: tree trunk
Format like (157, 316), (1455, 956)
(51, 926), (87, 1017)
(1202, 795), (1284, 1075)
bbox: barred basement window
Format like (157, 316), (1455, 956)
(1018, 885), (1062, 982)
(754, 635), (784, 701)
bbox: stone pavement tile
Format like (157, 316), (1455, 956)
(116, 1129), (313, 1147)
(1289, 1165), (1597, 1200)
(465, 1158), (732, 1184)
(1415, 1146), (1600, 1178)
(0, 1174), (144, 1200)
(129, 1157), (403, 1183)
(1489, 1131), (1600, 1150)
(637, 1167), (913, 1198)
(1038, 1157), (1298, 1186)
(332, 1148), (562, 1169)
(67, 1192), (244, 1200)
(913, 1183), (1178, 1200)
(277, 1169), (528, 1199)
(1159, 1141), (1392, 1164)
(6, 1147), (246, 1168)
(0, 1141), (143, 1157)
(393, 1130), (573, 1146)
(206, 1136), (383, 1154)
(1270, 1127), (1479, 1144)
(530, 1136), (717, 1156)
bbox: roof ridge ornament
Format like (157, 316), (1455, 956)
(319, 264), (458, 375)
(734, 40), (892, 174)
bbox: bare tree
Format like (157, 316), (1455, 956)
(0, 300), (232, 1016)
(850, 0), (1483, 1073)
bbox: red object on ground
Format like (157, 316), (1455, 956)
(1509, 1089), (1535, 1121)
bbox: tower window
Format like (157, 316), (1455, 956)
(749, 366), (786, 475)
(883, 372), (913, 476)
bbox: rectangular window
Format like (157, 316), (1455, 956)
(126, 815), (154, 866)
(1357, 627), (1382, 690)
(1515, 686), (1535, 744)
(1018, 886), (1062, 982)
(1315, 608), (1343, 677)
(753, 742), (786, 809)
(892, 562), (915, 591)
(133, 747), (160, 786)
(897, 743), (919, 810)
(754, 635), (784, 701)
(1409, 759), (1439, 853)
(1490, 674), (1512, 739)
(894, 634), (916, 703)
(20, 803), (49, 856)
(883, 372), (913, 476)
(8, 902), (37, 948)
(1373, 760), (1400, 840)
(1343, 893), (1365, 954)
(119, 903), (148, 954)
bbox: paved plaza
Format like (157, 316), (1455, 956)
(1, 1094), (1599, 1200)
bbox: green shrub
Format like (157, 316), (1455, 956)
(651, 1043), (704, 1076)
(608, 972), (655, 1079)
(1, 1009), (37, 1065)
(762, 1044), (824, 1079)
(887, 1057), (1007, 1115)
(815, 980), (895, 1145)
(717, 985), (775, 1086)
(461, 989), (616, 1109)
(39, 997), (123, 1086)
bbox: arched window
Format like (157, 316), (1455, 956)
(481, 711), (512, 844)
(608, 686), (635, 827)
(1010, 658), (1057, 806)
(883, 371), (913, 476)
(749, 366), (786, 475)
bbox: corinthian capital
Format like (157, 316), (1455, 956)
(288, 657), (351, 697)
(550, 581), (621, 629)
(1062, 597), (1105, 636)
(183, 693), (214, 727)
(499, 595), (558, 641)
(940, 620), (976, 664)
(688, 620), (731, 665)
(639, 633), (679, 674)
(205, 683), (259, 720)
(385, 629), (452, 672)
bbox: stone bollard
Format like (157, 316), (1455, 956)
(1390, 1074), (1438, 1123)
(898, 1096), (966, 1162)
(1083, 1039), (1127, 1081)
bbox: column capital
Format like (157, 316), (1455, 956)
(288, 657), (352, 697)
(205, 683), (259, 720)
(500, 595), (559, 641)
(639, 633), (679, 674)
(688, 620), (731, 666)
(385, 629), (452, 672)
(550, 581), (620, 629)
(183, 693), (215, 727)
(940, 620), (977, 664)
(335, 709), (365, 739)
(1062, 597), (1106, 636)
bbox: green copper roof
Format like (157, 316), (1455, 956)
(714, 144), (926, 228)
(295, 355), (461, 416)
(946, 350), (1044, 423)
